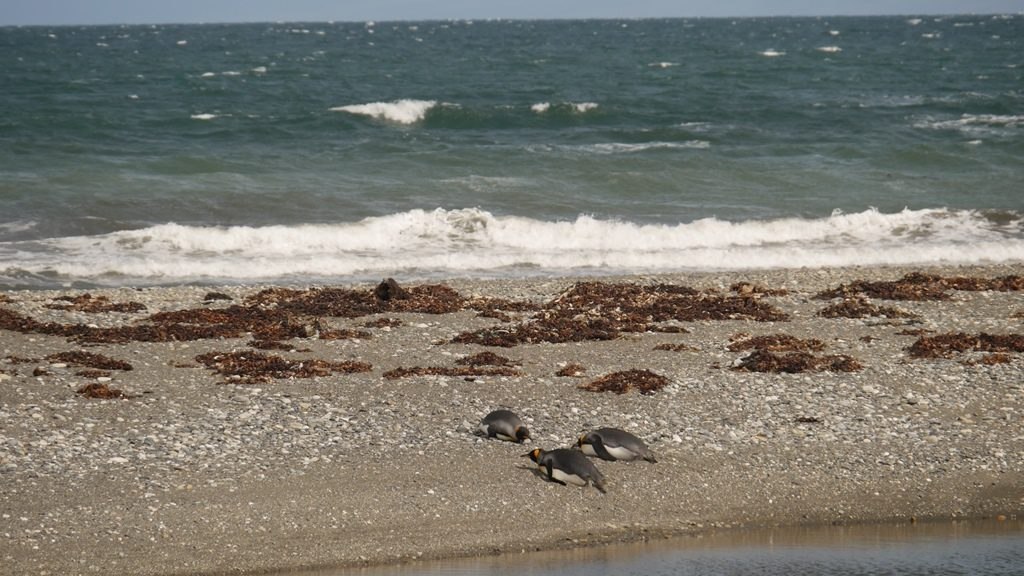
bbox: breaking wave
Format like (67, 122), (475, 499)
(330, 99), (439, 124)
(1, 208), (1021, 287)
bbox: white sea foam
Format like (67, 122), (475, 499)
(330, 99), (438, 124)
(585, 141), (711, 153)
(190, 113), (218, 120)
(649, 62), (679, 68)
(817, 46), (842, 53)
(916, 114), (1024, 132)
(760, 49), (785, 57)
(4, 208), (1021, 286)
(0, 220), (37, 237)
(531, 101), (598, 114)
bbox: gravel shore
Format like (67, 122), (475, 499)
(2, 264), (1022, 575)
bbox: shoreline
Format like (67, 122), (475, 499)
(1, 263), (1022, 575)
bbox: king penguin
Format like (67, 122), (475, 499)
(524, 447), (606, 493)
(578, 427), (657, 463)
(477, 409), (530, 443)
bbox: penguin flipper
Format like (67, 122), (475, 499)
(590, 436), (617, 461)
(545, 462), (566, 486)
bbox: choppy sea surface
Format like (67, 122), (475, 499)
(1, 15), (1022, 288)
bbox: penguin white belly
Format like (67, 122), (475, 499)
(605, 445), (639, 461)
(494, 432), (516, 442)
(579, 444), (598, 457)
(550, 468), (587, 486)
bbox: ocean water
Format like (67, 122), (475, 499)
(301, 520), (1024, 576)
(1, 15), (1022, 288)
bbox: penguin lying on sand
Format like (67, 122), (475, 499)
(524, 447), (606, 493)
(477, 409), (530, 443)
(578, 427), (657, 463)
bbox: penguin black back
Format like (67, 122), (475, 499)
(578, 427), (657, 462)
(478, 409), (530, 443)
(524, 447), (606, 493)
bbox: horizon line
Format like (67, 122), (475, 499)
(2, 11), (1020, 28)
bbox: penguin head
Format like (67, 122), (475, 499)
(515, 425), (530, 443)
(522, 448), (543, 463)
(577, 433), (590, 447)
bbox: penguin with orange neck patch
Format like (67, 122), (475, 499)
(524, 447), (606, 493)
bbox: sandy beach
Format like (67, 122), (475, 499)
(1, 263), (1022, 575)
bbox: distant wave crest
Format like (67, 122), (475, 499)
(330, 99), (439, 124)
(2, 208), (1022, 287)
(531, 101), (599, 114)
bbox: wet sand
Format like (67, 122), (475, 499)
(1, 264), (1022, 575)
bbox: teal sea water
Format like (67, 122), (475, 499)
(1, 15), (1022, 288)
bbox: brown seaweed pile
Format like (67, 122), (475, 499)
(47, 351), (133, 371)
(194, 351), (372, 384)
(815, 273), (1024, 301)
(727, 333), (825, 353)
(1, 279), (787, 351)
(247, 281), (468, 317)
(454, 282), (789, 347)
(727, 332), (861, 373)
(0, 306), (247, 344)
(818, 296), (918, 319)
(578, 369), (670, 395)
(247, 340), (306, 351)
(454, 352), (519, 367)
(974, 353), (1013, 365)
(897, 328), (934, 337)
(730, 282), (789, 297)
(0, 279), (472, 345)
(362, 318), (404, 329)
(46, 294), (147, 313)
(907, 332), (1024, 359)
(732, 349), (863, 373)
(555, 363), (586, 377)
(653, 343), (697, 352)
(2, 300), (361, 345)
(76, 382), (131, 399)
(203, 292), (233, 302)
(381, 365), (521, 380)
